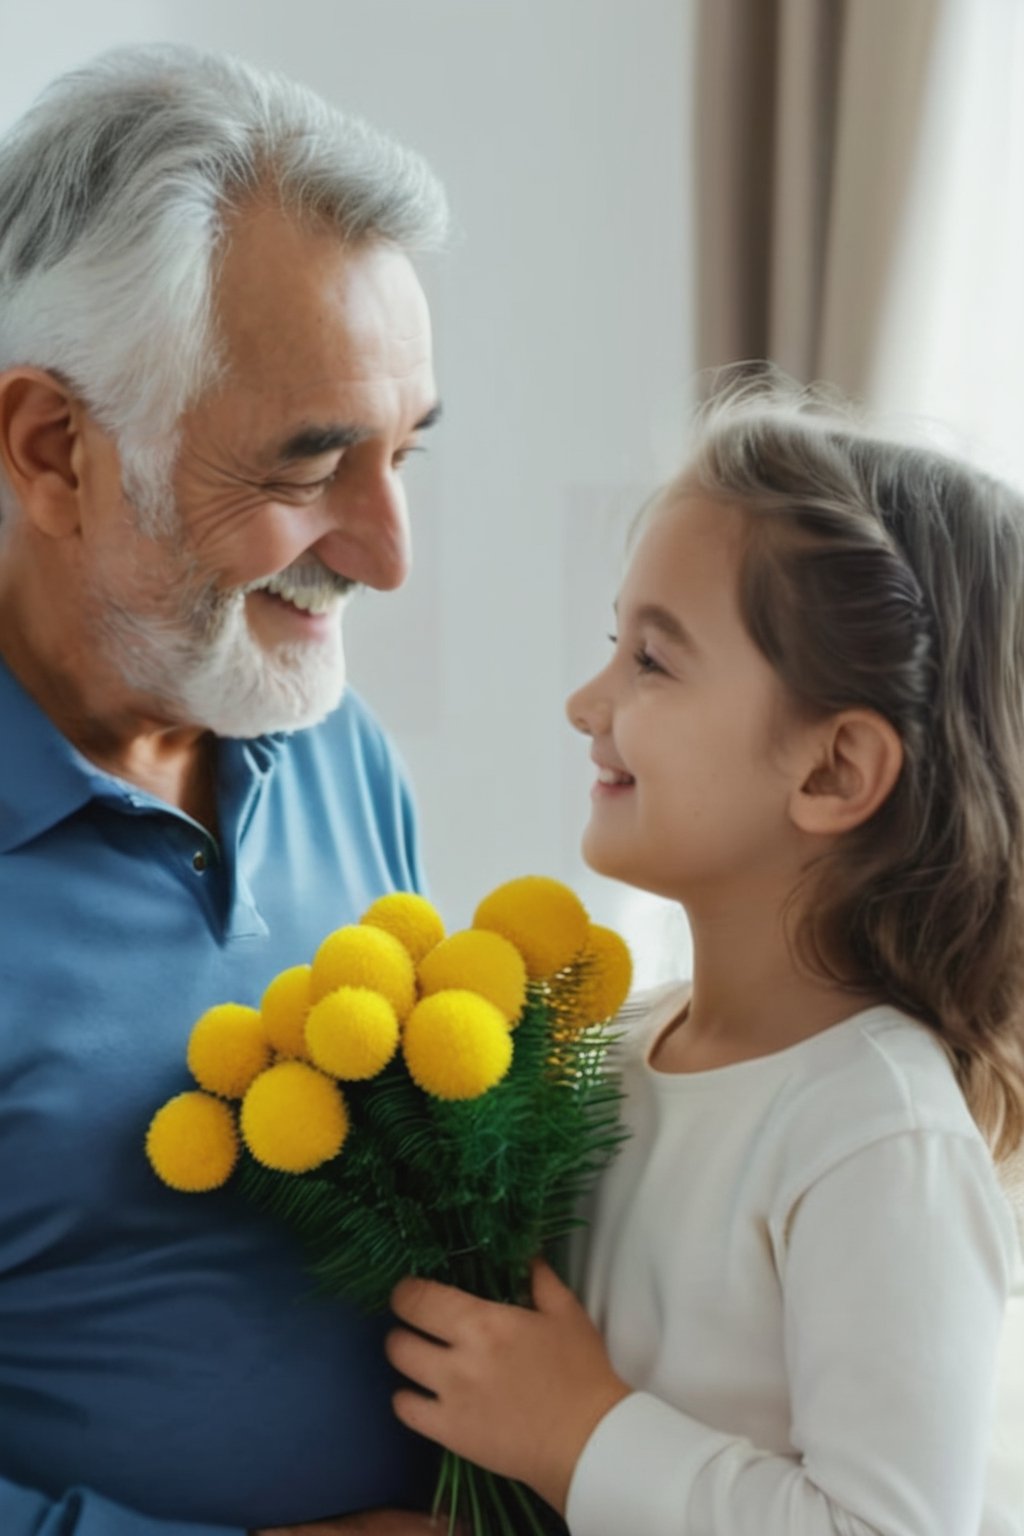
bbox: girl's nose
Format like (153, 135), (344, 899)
(566, 675), (606, 736)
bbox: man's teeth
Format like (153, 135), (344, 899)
(257, 576), (340, 615)
(597, 767), (634, 785)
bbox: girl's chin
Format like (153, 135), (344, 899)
(579, 831), (628, 881)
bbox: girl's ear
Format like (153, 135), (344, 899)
(790, 710), (903, 836)
(0, 367), (84, 537)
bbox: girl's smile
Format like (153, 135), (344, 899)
(568, 490), (811, 911)
(590, 759), (636, 796)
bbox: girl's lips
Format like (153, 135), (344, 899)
(594, 763), (634, 784)
(592, 785), (633, 801)
(592, 768), (635, 797)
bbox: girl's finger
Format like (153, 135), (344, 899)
(391, 1275), (481, 1340)
(385, 1323), (447, 1389)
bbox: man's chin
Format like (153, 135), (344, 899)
(177, 646), (349, 739)
(207, 677), (348, 739)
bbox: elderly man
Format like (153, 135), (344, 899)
(0, 45), (448, 1536)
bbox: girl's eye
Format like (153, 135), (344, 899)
(393, 445), (426, 471)
(607, 633), (663, 675)
(633, 645), (663, 675)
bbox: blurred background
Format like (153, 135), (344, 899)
(2, 0), (1023, 988)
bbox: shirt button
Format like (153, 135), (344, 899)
(192, 849), (208, 873)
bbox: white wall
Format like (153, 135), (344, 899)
(0, 0), (696, 983)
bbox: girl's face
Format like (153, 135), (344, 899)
(566, 491), (814, 909)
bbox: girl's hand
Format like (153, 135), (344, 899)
(386, 1259), (630, 1515)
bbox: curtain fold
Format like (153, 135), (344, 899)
(694, 0), (940, 396)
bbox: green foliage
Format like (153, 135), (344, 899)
(239, 987), (626, 1310)
(236, 980), (627, 1536)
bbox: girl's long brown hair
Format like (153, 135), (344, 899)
(687, 375), (1024, 1160)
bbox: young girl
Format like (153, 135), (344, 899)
(386, 380), (1024, 1534)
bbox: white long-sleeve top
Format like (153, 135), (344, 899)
(567, 986), (1022, 1536)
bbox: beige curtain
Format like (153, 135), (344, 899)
(694, 0), (941, 395)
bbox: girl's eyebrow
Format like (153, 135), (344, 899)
(615, 600), (701, 654)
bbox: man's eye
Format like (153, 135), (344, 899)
(272, 473), (337, 497)
(393, 445), (426, 471)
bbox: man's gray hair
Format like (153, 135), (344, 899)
(0, 44), (448, 520)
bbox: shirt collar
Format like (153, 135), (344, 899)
(0, 654), (103, 852)
(0, 653), (288, 854)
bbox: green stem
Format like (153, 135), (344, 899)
(447, 1451), (461, 1536)
(488, 1481), (518, 1536)
(465, 1460), (483, 1534)
(506, 1475), (556, 1536)
(430, 1449), (461, 1536)
(480, 1468), (538, 1536)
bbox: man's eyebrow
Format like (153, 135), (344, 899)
(271, 424), (369, 465)
(615, 600), (700, 651)
(269, 401), (443, 467)
(415, 401), (443, 432)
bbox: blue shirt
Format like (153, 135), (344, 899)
(0, 657), (438, 1536)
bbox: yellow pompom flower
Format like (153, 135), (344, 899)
(402, 990), (514, 1101)
(240, 1061), (349, 1173)
(360, 892), (446, 963)
(146, 1091), (239, 1192)
(187, 1003), (271, 1099)
(311, 925), (417, 1019)
(417, 929), (527, 1024)
(306, 987), (400, 1080)
(557, 923), (633, 1028)
(473, 876), (590, 980)
(260, 964), (313, 1059)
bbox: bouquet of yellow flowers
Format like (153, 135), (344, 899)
(146, 875), (630, 1536)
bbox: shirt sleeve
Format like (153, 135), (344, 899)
(566, 1129), (1014, 1536)
(0, 1478), (241, 1536)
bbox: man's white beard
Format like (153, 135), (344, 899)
(94, 554), (351, 739)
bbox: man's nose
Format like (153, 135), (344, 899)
(315, 471), (411, 592)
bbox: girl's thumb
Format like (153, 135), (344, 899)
(531, 1255), (574, 1313)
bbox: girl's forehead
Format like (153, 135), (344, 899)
(630, 491), (746, 575)
(619, 493), (749, 638)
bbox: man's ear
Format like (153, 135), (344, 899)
(790, 710), (903, 836)
(0, 367), (85, 537)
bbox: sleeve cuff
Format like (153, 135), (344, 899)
(565, 1391), (737, 1536)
